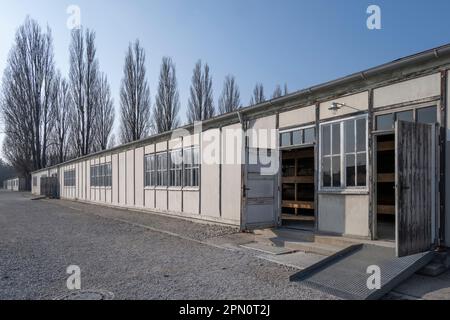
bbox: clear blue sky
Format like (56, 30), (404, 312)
(1, 0), (450, 159)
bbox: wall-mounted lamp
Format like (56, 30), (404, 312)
(328, 102), (360, 115)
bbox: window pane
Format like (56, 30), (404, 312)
(322, 157), (331, 187)
(332, 156), (341, 187)
(193, 148), (199, 165)
(332, 123), (340, 154)
(344, 120), (355, 153)
(376, 113), (394, 131)
(280, 132), (291, 147)
(321, 125), (331, 156)
(304, 128), (315, 144)
(346, 154), (355, 187)
(357, 153), (367, 186)
(292, 130), (302, 145)
(417, 106), (437, 124)
(356, 119), (366, 152)
(396, 110), (413, 122)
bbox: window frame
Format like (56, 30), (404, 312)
(279, 125), (316, 150)
(89, 162), (112, 188)
(144, 154), (156, 187)
(319, 114), (368, 192)
(169, 149), (183, 187)
(373, 103), (439, 133)
(155, 152), (168, 187)
(64, 169), (76, 187)
(183, 146), (200, 188)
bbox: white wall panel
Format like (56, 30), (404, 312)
(126, 149), (134, 206)
(112, 153), (118, 204)
(155, 189), (167, 211)
(118, 152), (126, 205)
(183, 190), (199, 214)
(320, 91), (369, 120)
(374, 73), (440, 108)
(135, 147), (144, 207)
(279, 105), (316, 129)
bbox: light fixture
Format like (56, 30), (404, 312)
(328, 102), (360, 115)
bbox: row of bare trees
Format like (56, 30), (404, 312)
(1, 18), (115, 178)
(1, 17), (289, 179)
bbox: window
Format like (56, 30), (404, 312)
(321, 116), (367, 189)
(32, 176), (37, 187)
(280, 132), (291, 147)
(344, 118), (367, 187)
(279, 127), (316, 148)
(169, 149), (183, 186)
(417, 106), (437, 124)
(375, 106), (437, 131)
(144, 154), (156, 186)
(376, 113), (394, 131)
(183, 146), (199, 187)
(321, 123), (341, 187)
(64, 169), (76, 187)
(104, 163), (112, 187)
(90, 163), (112, 187)
(156, 152), (168, 186)
(396, 110), (413, 122)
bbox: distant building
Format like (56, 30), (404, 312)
(3, 177), (26, 191)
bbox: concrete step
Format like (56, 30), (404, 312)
(253, 228), (315, 242)
(314, 234), (362, 247)
(271, 238), (348, 256)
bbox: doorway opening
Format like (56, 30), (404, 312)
(375, 134), (395, 241)
(281, 147), (315, 230)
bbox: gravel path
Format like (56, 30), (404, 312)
(0, 190), (336, 300)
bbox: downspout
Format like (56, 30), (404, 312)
(237, 110), (247, 231)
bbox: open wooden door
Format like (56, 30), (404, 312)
(395, 120), (435, 257)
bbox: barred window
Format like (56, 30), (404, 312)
(104, 163), (112, 187)
(183, 146), (199, 187)
(90, 163), (112, 187)
(144, 154), (156, 186)
(169, 149), (183, 187)
(64, 169), (76, 187)
(156, 152), (168, 186)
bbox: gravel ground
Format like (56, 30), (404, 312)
(0, 190), (336, 300)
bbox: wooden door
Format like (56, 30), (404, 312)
(395, 120), (435, 257)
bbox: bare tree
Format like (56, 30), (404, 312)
(186, 60), (215, 123)
(218, 75), (241, 114)
(49, 73), (72, 164)
(153, 57), (180, 133)
(249, 83), (265, 105)
(69, 28), (100, 156)
(93, 73), (114, 150)
(119, 40), (151, 143)
(0, 17), (56, 177)
(272, 84), (283, 99)
(107, 133), (117, 149)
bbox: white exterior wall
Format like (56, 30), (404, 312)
(279, 105), (316, 129)
(4, 178), (24, 191)
(320, 91), (369, 120)
(201, 128), (220, 218)
(318, 194), (369, 237)
(221, 123), (243, 224)
(374, 73), (441, 108)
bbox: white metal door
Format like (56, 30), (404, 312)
(244, 148), (278, 228)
